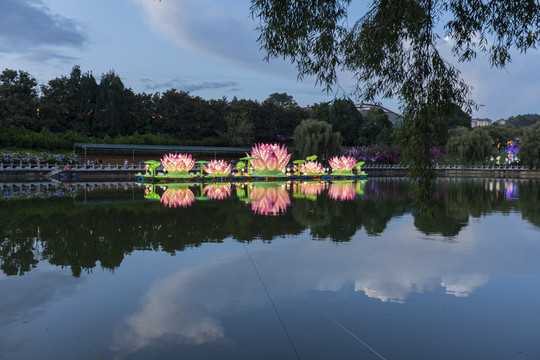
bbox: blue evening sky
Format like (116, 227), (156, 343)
(1, 0), (539, 120)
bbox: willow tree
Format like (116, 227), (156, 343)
(251, 0), (540, 209)
(294, 118), (342, 160)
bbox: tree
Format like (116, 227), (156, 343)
(0, 69), (38, 129)
(520, 122), (540, 169)
(218, 112), (255, 146)
(447, 127), (491, 164)
(94, 71), (129, 137)
(266, 92), (297, 108)
(507, 114), (540, 128)
(357, 107), (393, 145)
(328, 98), (362, 146)
(251, 0), (540, 209)
(293, 118), (342, 160)
(446, 104), (472, 130)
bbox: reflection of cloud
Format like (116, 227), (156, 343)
(113, 266), (226, 353)
(0, 0), (86, 60)
(112, 255), (267, 355)
(441, 274), (489, 297)
(113, 213), (540, 354)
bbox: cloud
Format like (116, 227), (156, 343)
(140, 77), (239, 92)
(439, 35), (540, 119)
(0, 0), (86, 61)
(133, 0), (297, 78)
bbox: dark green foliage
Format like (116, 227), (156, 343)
(446, 126), (493, 164)
(218, 112), (255, 146)
(486, 124), (521, 148)
(446, 104), (472, 130)
(0, 69), (38, 129)
(327, 98), (363, 146)
(266, 92), (297, 107)
(358, 107), (394, 145)
(293, 118), (342, 160)
(0, 66), (310, 149)
(507, 114), (540, 128)
(520, 122), (540, 169)
(309, 102), (330, 122)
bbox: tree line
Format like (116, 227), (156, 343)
(1, 66), (539, 168)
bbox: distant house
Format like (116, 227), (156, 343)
(301, 102), (402, 126)
(355, 102), (402, 127)
(495, 119), (506, 126)
(471, 118), (492, 127)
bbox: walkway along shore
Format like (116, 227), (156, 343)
(1, 163), (539, 182)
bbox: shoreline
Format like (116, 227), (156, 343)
(1, 164), (539, 182)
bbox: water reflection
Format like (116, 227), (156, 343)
(1, 179), (540, 359)
(110, 214), (540, 356)
(249, 183), (291, 216)
(203, 184), (232, 200)
(160, 186), (195, 208)
(0, 179), (539, 277)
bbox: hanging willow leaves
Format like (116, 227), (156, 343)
(251, 0), (540, 212)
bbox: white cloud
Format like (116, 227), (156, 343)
(132, 0), (296, 78)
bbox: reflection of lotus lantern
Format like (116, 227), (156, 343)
(299, 161), (325, 175)
(250, 184), (291, 215)
(250, 143), (291, 174)
(329, 156), (356, 174)
(160, 187), (195, 208)
(328, 182), (357, 201)
(203, 184), (232, 200)
(300, 182), (325, 196)
(161, 153), (195, 174)
(203, 160), (232, 176)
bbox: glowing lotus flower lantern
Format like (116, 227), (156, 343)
(161, 153), (195, 176)
(300, 182), (325, 196)
(160, 187), (195, 208)
(249, 143), (291, 176)
(329, 156), (356, 175)
(328, 182), (357, 201)
(203, 184), (232, 200)
(250, 184), (291, 216)
(299, 161), (325, 175)
(203, 159), (232, 176)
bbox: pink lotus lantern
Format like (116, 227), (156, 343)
(250, 184), (291, 216)
(250, 143), (291, 175)
(160, 187), (195, 208)
(299, 161), (325, 175)
(329, 156), (357, 175)
(203, 184), (232, 200)
(300, 182), (325, 196)
(161, 153), (195, 174)
(328, 182), (357, 201)
(203, 159), (232, 176)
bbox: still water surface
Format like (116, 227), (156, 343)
(1, 179), (539, 359)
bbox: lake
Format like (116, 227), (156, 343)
(1, 178), (539, 359)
